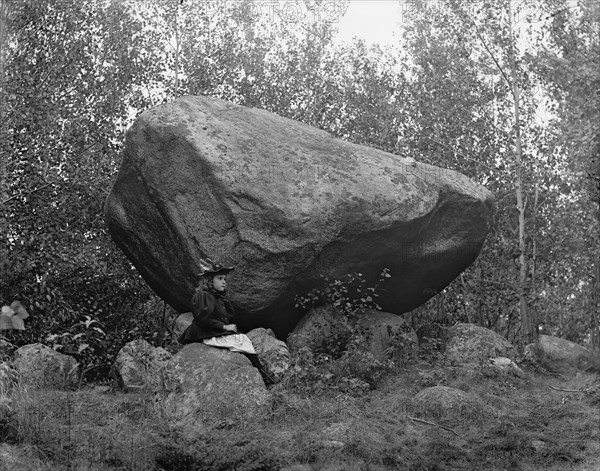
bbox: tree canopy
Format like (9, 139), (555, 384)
(1, 0), (598, 378)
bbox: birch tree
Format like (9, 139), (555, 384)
(401, 0), (566, 345)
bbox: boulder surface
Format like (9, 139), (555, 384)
(112, 339), (172, 391)
(246, 327), (291, 382)
(526, 335), (600, 374)
(105, 95), (494, 336)
(159, 343), (269, 427)
(173, 313), (290, 383)
(13, 343), (79, 389)
(445, 323), (516, 365)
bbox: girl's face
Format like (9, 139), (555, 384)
(211, 274), (227, 292)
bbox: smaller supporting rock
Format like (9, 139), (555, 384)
(246, 327), (290, 383)
(113, 339), (173, 392)
(158, 343), (270, 430)
(287, 305), (417, 361)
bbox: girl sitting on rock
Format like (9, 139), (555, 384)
(178, 258), (275, 386)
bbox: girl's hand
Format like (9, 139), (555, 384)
(223, 324), (238, 332)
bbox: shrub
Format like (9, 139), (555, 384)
(385, 330), (420, 368)
(45, 315), (108, 384)
(287, 269), (394, 395)
(295, 269), (391, 320)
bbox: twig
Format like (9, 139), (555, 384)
(549, 385), (593, 393)
(408, 416), (460, 437)
(0, 182), (54, 205)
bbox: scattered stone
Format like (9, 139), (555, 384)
(90, 385), (113, 394)
(112, 339), (172, 392)
(158, 343), (269, 428)
(412, 385), (487, 422)
(490, 357), (525, 378)
(321, 440), (345, 449)
(323, 421), (351, 442)
(445, 323), (516, 365)
(280, 465), (312, 471)
(246, 327), (290, 382)
(525, 335), (600, 375)
(12, 343), (79, 390)
(105, 95), (495, 337)
(531, 439), (546, 452)
(0, 443), (47, 471)
(287, 305), (417, 361)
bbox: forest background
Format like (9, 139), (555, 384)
(0, 0), (598, 383)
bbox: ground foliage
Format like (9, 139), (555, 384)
(1, 347), (599, 470)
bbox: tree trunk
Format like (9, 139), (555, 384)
(508, 6), (536, 346)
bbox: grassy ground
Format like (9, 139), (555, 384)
(1, 355), (599, 470)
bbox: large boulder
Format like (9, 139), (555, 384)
(112, 339), (172, 391)
(445, 323), (516, 365)
(526, 335), (600, 375)
(12, 343), (79, 389)
(159, 343), (269, 427)
(104, 95), (495, 337)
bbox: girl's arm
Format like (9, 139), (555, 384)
(192, 291), (226, 331)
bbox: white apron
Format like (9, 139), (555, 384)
(203, 333), (256, 354)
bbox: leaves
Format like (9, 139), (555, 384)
(1, 0), (597, 385)
(0, 302), (29, 331)
(398, 0), (599, 345)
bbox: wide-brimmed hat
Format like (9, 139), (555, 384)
(197, 258), (234, 277)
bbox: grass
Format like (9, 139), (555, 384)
(1, 351), (599, 471)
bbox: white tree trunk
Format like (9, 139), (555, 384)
(508, 5), (535, 345)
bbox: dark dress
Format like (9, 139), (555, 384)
(178, 288), (237, 344)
